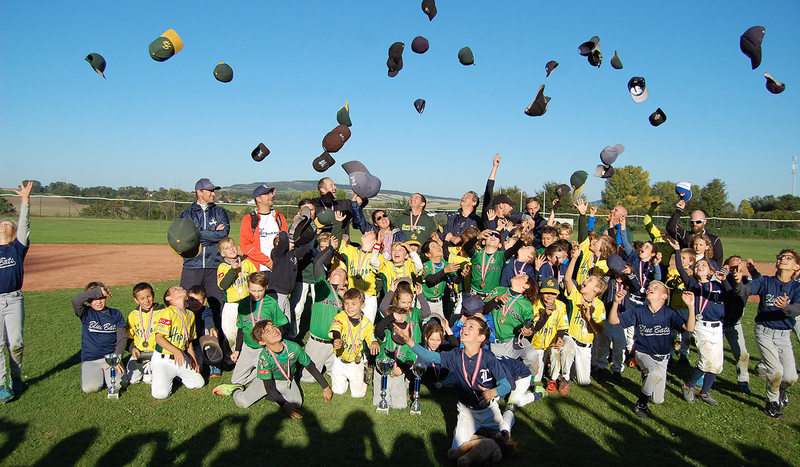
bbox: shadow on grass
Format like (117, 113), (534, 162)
(33, 428), (98, 467)
(24, 351), (81, 387)
(0, 418), (27, 464)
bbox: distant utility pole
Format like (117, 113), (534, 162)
(793, 155), (797, 196)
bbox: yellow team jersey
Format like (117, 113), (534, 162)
(566, 288), (606, 344)
(154, 305), (196, 355)
(339, 242), (378, 296)
(217, 258), (258, 303)
(376, 255), (418, 287)
(448, 246), (471, 292)
(665, 268), (688, 310)
(530, 300), (569, 350)
(127, 306), (167, 352)
(576, 238), (608, 286)
(328, 311), (375, 363)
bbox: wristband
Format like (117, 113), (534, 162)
(374, 243), (383, 251)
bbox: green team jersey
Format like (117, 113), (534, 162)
(377, 308), (422, 363)
(256, 340), (310, 381)
(309, 275), (342, 339)
(486, 286), (534, 340)
(421, 260), (448, 299)
(236, 295), (287, 349)
(470, 248), (505, 294)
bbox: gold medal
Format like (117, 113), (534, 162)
(480, 280), (485, 288)
(498, 316), (505, 324)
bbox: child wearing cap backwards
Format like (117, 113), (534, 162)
(393, 316), (513, 452)
(216, 236), (258, 361)
(609, 284), (695, 418)
(732, 249), (800, 420)
(329, 288), (380, 398)
(71, 282), (127, 394)
(462, 229), (521, 299)
(299, 246), (348, 383)
(230, 272), (288, 388)
(151, 285), (205, 399)
(333, 212), (381, 323)
(213, 320), (332, 415)
(372, 241), (423, 298)
(371, 305), (423, 410)
(483, 274), (538, 373)
(126, 282), (165, 385)
(452, 295), (497, 350)
(560, 245), (608, 393)
(674, 252), (732, 406)
(420, 237), (463, 319)
(530, 277), (570, 391)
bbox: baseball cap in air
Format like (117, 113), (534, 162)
(85, 53), (106, 78)
(675, 182), (692, 202)
(611, 50), (623, 69)
(387, 42), (404, 77)
(251, 143), (270, 162)
(600, 144), (624, 166)
(214, 63), (233, 83)
(322, 124), (352, 153)
(337, 101), (352, 127)
(421, 0), (437, 21)
(740, 26), (765, 70)
(414, 98), (426, 114)
(594, 165), (615, 179)
(649, 108), (667, 126)
(570, 170), (588, 197)
(412, 36), (429, 54)
(313, 152), (335, 172)
(628, 77), (648, 103)
(458, 47), (475, 65)
(556, 184), (571, 199)
(524, 85), (551, 116)
(149, 29), (183, 62)
(545, 60), (558, 78)
(342, 161), (381, 199)
(167, 218), (200, 258)
(764, 73), (785, 94)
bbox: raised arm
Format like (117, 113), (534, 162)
(480, 154), (500, 224)
(71, 287), (107, 319)
(564, 245), (581, 294)
(13, 181), (32, 246)
(665, 201), (687, 245)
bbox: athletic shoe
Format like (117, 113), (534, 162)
(212, 384), (243, 396)
(558, 379), (570, 395)
(546, 379), (557, 393)
(634, 404), (651, 419)
(697, 393), (719, 406)
(694, 374), (704, 390)
(779, 390), (788, 409)
(142, 373), (152, 385)
(763, 401), (785, 420)
(628, 358), (638, 369)
(209, 366), (222, 378)
(738, 382), (752, 395)
(681, 384), (695, 403)
(11, 379), (24, 394)
(0, 386), (13, 404)
(534, 385), (547, 399)
(610, 372), (623, 383)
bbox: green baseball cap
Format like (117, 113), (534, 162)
(167, 218), (200, 258)
(540, 277), (560, 295)
(570, 170), (588, 198)
(337, 101), (351, 127)
(458, 47), (475, 65)
(213, 62), (233, 82)
(611, 50), (623, 69)
(316, 209), (335, 226)
(149, 29), (183, 62)
(85, 53), (106, 78)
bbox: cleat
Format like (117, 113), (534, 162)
(738, 382), (751, 395)
(682, 384), (695, 403)
(546, 379), (557, 394)
(558, 379), (570, 395)
(0, 386), (13, 404)
(697, 393), (719, 406)
(634, 404), (651, 419)
(763, 401), (785, 419)
(212, 384), (243, 396)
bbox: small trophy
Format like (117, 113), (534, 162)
(104, 353), (121, 399)
(375, 358), (394, 414)
(410, 360), (428, 415)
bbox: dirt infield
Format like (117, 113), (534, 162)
(23, 244), (183, 291)
(21, 243), (781, 294)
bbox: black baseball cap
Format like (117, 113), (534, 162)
(740, 26), (765, 70)
(251, 143), (270, 161)
(313, 152), (335, 172)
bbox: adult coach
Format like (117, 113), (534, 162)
(666, 200), (723, 264)
(240, 185), (287, 271)
(180, 178), (229, 319)
(311, 178), (352, 233)
(393, 193), (437, 244)
(0, 181), (32, 401)
(440, 191), (482, 244)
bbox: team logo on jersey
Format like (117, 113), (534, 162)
(479, 369), (492, 384)
(0, 257), (17, 269)
(208, 218), (218, 227)
(158, 318), (172, 325)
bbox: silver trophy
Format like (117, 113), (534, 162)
(410, 360), (429, 415)
(375, 358), (394, 414)
(104, 353), (122, 399)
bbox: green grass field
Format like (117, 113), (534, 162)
(26, 217), (799, 264)
(1, 280), (798, 465)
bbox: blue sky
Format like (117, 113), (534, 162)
(1, 1), (798, 204)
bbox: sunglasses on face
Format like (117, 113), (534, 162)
(330, 283), (348, 290)
(487, 232), (501, 239)
(690, 219), (705, 225)
(374, 214), (386, 221)
(777, 254), (796, 261)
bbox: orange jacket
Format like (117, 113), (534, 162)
(239, 210), (288, 269)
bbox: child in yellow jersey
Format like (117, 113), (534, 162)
(372, 241), (423, 294)
(151, 286), (205, 399)
(333, 214), (381, 322)
(574, 232), (615, 286)
(126, 282), (165, 385)
(561, 245), (608, 393)
(666, 244), (696, 363)
(529, 278), (569, 390)
(329, 288), (380, 398)
(217, 237), (258, 358)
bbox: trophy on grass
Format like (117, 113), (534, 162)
(410, 360), (429, 415)
(104, 353), (122, 399)
(375, 358), (394, 413)
(376, 358), (395, 414)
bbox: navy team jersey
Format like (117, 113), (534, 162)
(746, 276), (800, 330)
(0, 239), (28, 293)
(618, 304), (686, 357)
(496, 355), (532, 384)
(437, 347), (510, 409)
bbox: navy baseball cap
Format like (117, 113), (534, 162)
(194, 178), (220, 191)
(545, 60), (558, 78)
(740, 26), (765, 70)
(411, 36), (429, 54)
(764, 73), (786, 94)
(460, 295), (484, 317)
(253, 184), (275, 198)
(524, 84), (551, 117)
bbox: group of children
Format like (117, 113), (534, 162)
(65, 189), (800, 454)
